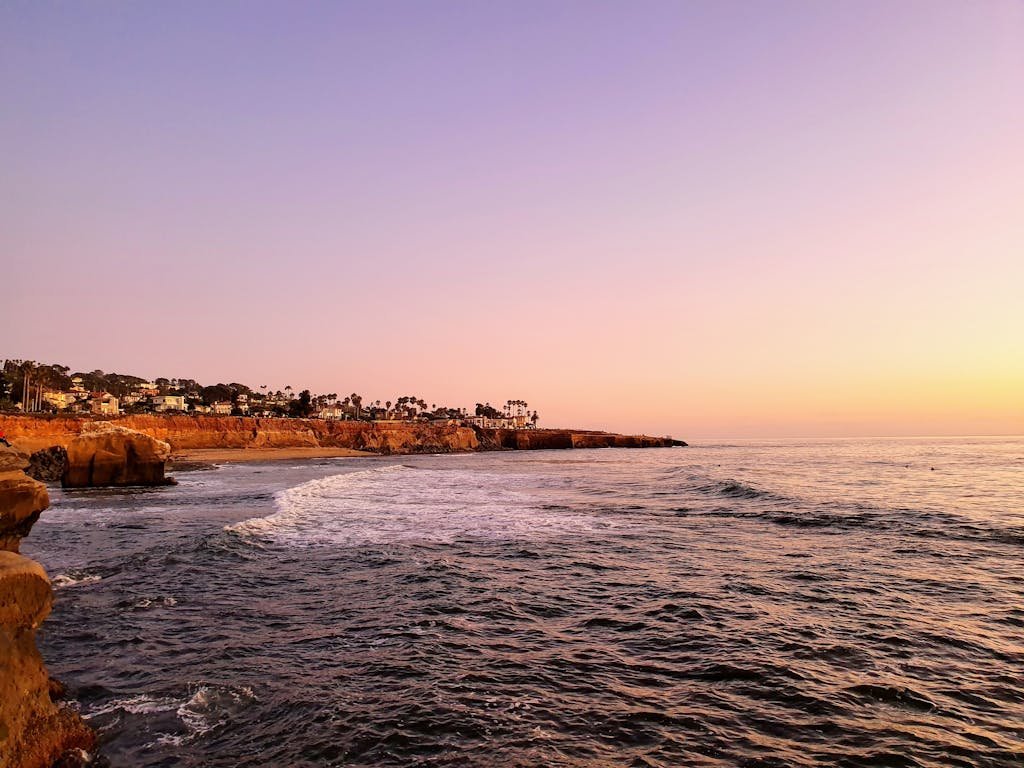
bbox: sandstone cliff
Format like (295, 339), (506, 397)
(0, 446), (95, 768)
(0, 414), (684, 457)
(62, 423), (172, 489)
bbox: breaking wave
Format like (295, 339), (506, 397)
(225, 464), (622, 546)
(86, 684), (257, 748)
(51, 570), (102, 589)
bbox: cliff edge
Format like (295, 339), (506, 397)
(0, 445), (95, 768)
(0, 415), (685, 456)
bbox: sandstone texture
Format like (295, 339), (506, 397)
(0, 447), (49, 554)
(0, 414), (684, 459)
(62, 423), (172, 488)
(0, 457), (95, 768)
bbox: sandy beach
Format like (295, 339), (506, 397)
(169, 447), (373, 466)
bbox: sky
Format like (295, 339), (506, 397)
(2, 1), (1022, 439)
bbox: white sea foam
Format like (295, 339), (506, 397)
(87, 693), (181, 718)
(87, 684), (256, 746)
(132, 596), (178, 609)
(51, 571), (102, 589)
(225, 464), (619, 546)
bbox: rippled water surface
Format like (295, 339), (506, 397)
(24, 438), (1024, 767)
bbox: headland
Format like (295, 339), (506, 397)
(0, 414), (685, 464)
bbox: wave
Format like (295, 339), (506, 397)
(51, 570), (102, 589)
(689, 477), (779, 501)
(86, 684), (256, 747)
(225, 464), (622, 547)
(675, 504), (1024, 549)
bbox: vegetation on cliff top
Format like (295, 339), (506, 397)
(1, 359), (539, 426)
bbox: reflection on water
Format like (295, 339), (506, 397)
(26, 438), (1024, 767)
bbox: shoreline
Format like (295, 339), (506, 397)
(169, 447), (374, 467)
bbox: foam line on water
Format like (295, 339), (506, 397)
(225, 464), (619, 546)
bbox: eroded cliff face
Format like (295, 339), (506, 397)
(0, 446), (49, 553)
(62, 423), (172, 489)
(0, 446), (95, 768)
(0, 415), (683, 456)
(0, 415), (482, 455)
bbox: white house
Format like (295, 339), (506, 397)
(317, 405), (345, 421)
(152, 395), (186, 412)
(90, 393), (119, 415)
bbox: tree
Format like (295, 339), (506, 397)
(289, 389), (313, 418)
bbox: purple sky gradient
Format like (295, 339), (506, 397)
(3, 1), (1022, 437)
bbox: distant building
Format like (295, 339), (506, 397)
(464, 416), (518, 429)
(211, 401), (233, 415)
(42, 391), (74, 410)
(317, 405), (345, 421)
(90, 392), (119, 415)
(152, 395), (186, 412)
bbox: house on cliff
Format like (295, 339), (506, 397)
(42, 391), (75, 410)
(152, 395), (186, 412)
(211, 401), (233, 415)
(89, 392), (119, 415)
(317, 405), (345, 421)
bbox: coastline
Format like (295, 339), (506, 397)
(0, 414), (686, 458)
(170, 447), (373, 466)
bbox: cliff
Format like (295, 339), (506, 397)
(0, 446), (95, 768)
(0, 414), (684, 457)
(61, 423), (172, 489)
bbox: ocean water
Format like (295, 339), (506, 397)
(23, 438), (1024, 767)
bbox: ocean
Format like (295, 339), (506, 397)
(23, 437), (1024, 767)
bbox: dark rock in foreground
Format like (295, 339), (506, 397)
(26, 446), (67, 484)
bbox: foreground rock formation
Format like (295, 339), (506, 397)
(0, 415), (686, 458)
(25, 449), (66, 485)
(0, 449), (49, 554)
(0, 445), (94, 768)
(62, 423), (172, 489)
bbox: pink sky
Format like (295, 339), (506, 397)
(3, 1), (1022, 438)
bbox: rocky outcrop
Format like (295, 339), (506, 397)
(0, 414), (684, 458)
(26, 448), (67, 484)
(475, 428), (684, 451)
(0, 449), (95, 767)
(0, 447), (50, 554)
(62, 423), (172, 488)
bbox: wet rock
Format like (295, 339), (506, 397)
(0, 553), (95, 768)
(0, 469), (49, 554)
(26, 446), (68, 484)
(62, 423), (172, 488)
